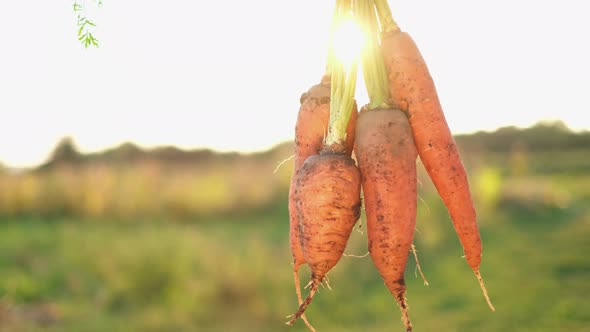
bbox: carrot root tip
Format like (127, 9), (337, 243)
(474, 269), (496, 311)
(302, 318), (317, 332)
(293, 266), (316, 331)
(286, 279), (321, 326)
(400, 303), (412, 332)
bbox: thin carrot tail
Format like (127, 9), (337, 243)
(293, 265), (316, 332)
(286, 276), (321, 326)
(395, 287), (412, 332)
(474, 269), (495, 311)
(386, 280), (413, 332)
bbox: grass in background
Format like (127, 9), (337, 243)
(0, 190), (588, 331)
(1, 124), (589, 331)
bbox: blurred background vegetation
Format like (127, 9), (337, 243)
(0, 121), (589, 331)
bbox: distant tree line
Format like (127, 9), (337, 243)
(0, 120), (587, 221)
(38, 121), (589, 170)
(455, 120), (590, 153)
(37, 137), (285, 171)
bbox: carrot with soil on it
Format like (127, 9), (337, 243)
(288, 145), (361, 327)
(374, 0), (494, 310)
(353, 1), (418, 330)
(289, 77), (329, 332)
(288, 75), (358, 332)
(286, 2), (362, 326)
(287, 3), (359, 329)
(356, 108), (417, 332)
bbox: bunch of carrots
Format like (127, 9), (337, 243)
(286, 1), (494, 331)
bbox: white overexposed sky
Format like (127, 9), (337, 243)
(1, 0), (589, 167)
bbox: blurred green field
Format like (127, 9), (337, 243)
(1, 177), (589, 331)
(1, 124), (590, 331)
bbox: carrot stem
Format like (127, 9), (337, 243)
(374, 0), (399, 33)
(358, 0), (391, 110)
(326, 2), (359, 147)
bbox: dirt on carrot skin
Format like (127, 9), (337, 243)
(289, 78), (333, 332)
(290, 81), (359, 267)
(381, 30), (481, 269)
(354, 107), (418, 332)
(294, 79), (358, 166)
(289, 79), (359, 331)
(381, 29), (494, 311)
(290, 83), (358, 270)
(287, 150), (361, 326)
(297, 152), (361, 281)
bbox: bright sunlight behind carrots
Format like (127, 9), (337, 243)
(1, 1), (589, 332)
(332, 18), (366, 69)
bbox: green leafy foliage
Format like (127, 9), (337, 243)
(73, 1), (102, 48)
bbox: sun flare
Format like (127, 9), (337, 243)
(332, 18), (365, 68)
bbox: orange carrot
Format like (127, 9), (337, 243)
(288, 75), (358, 331)
(293, 76), (357, 171)
(377, 2), (494, 310)
(355, 107), (418, 332)
(287, 2), (361, 327)
(287, 144), (361, 327)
